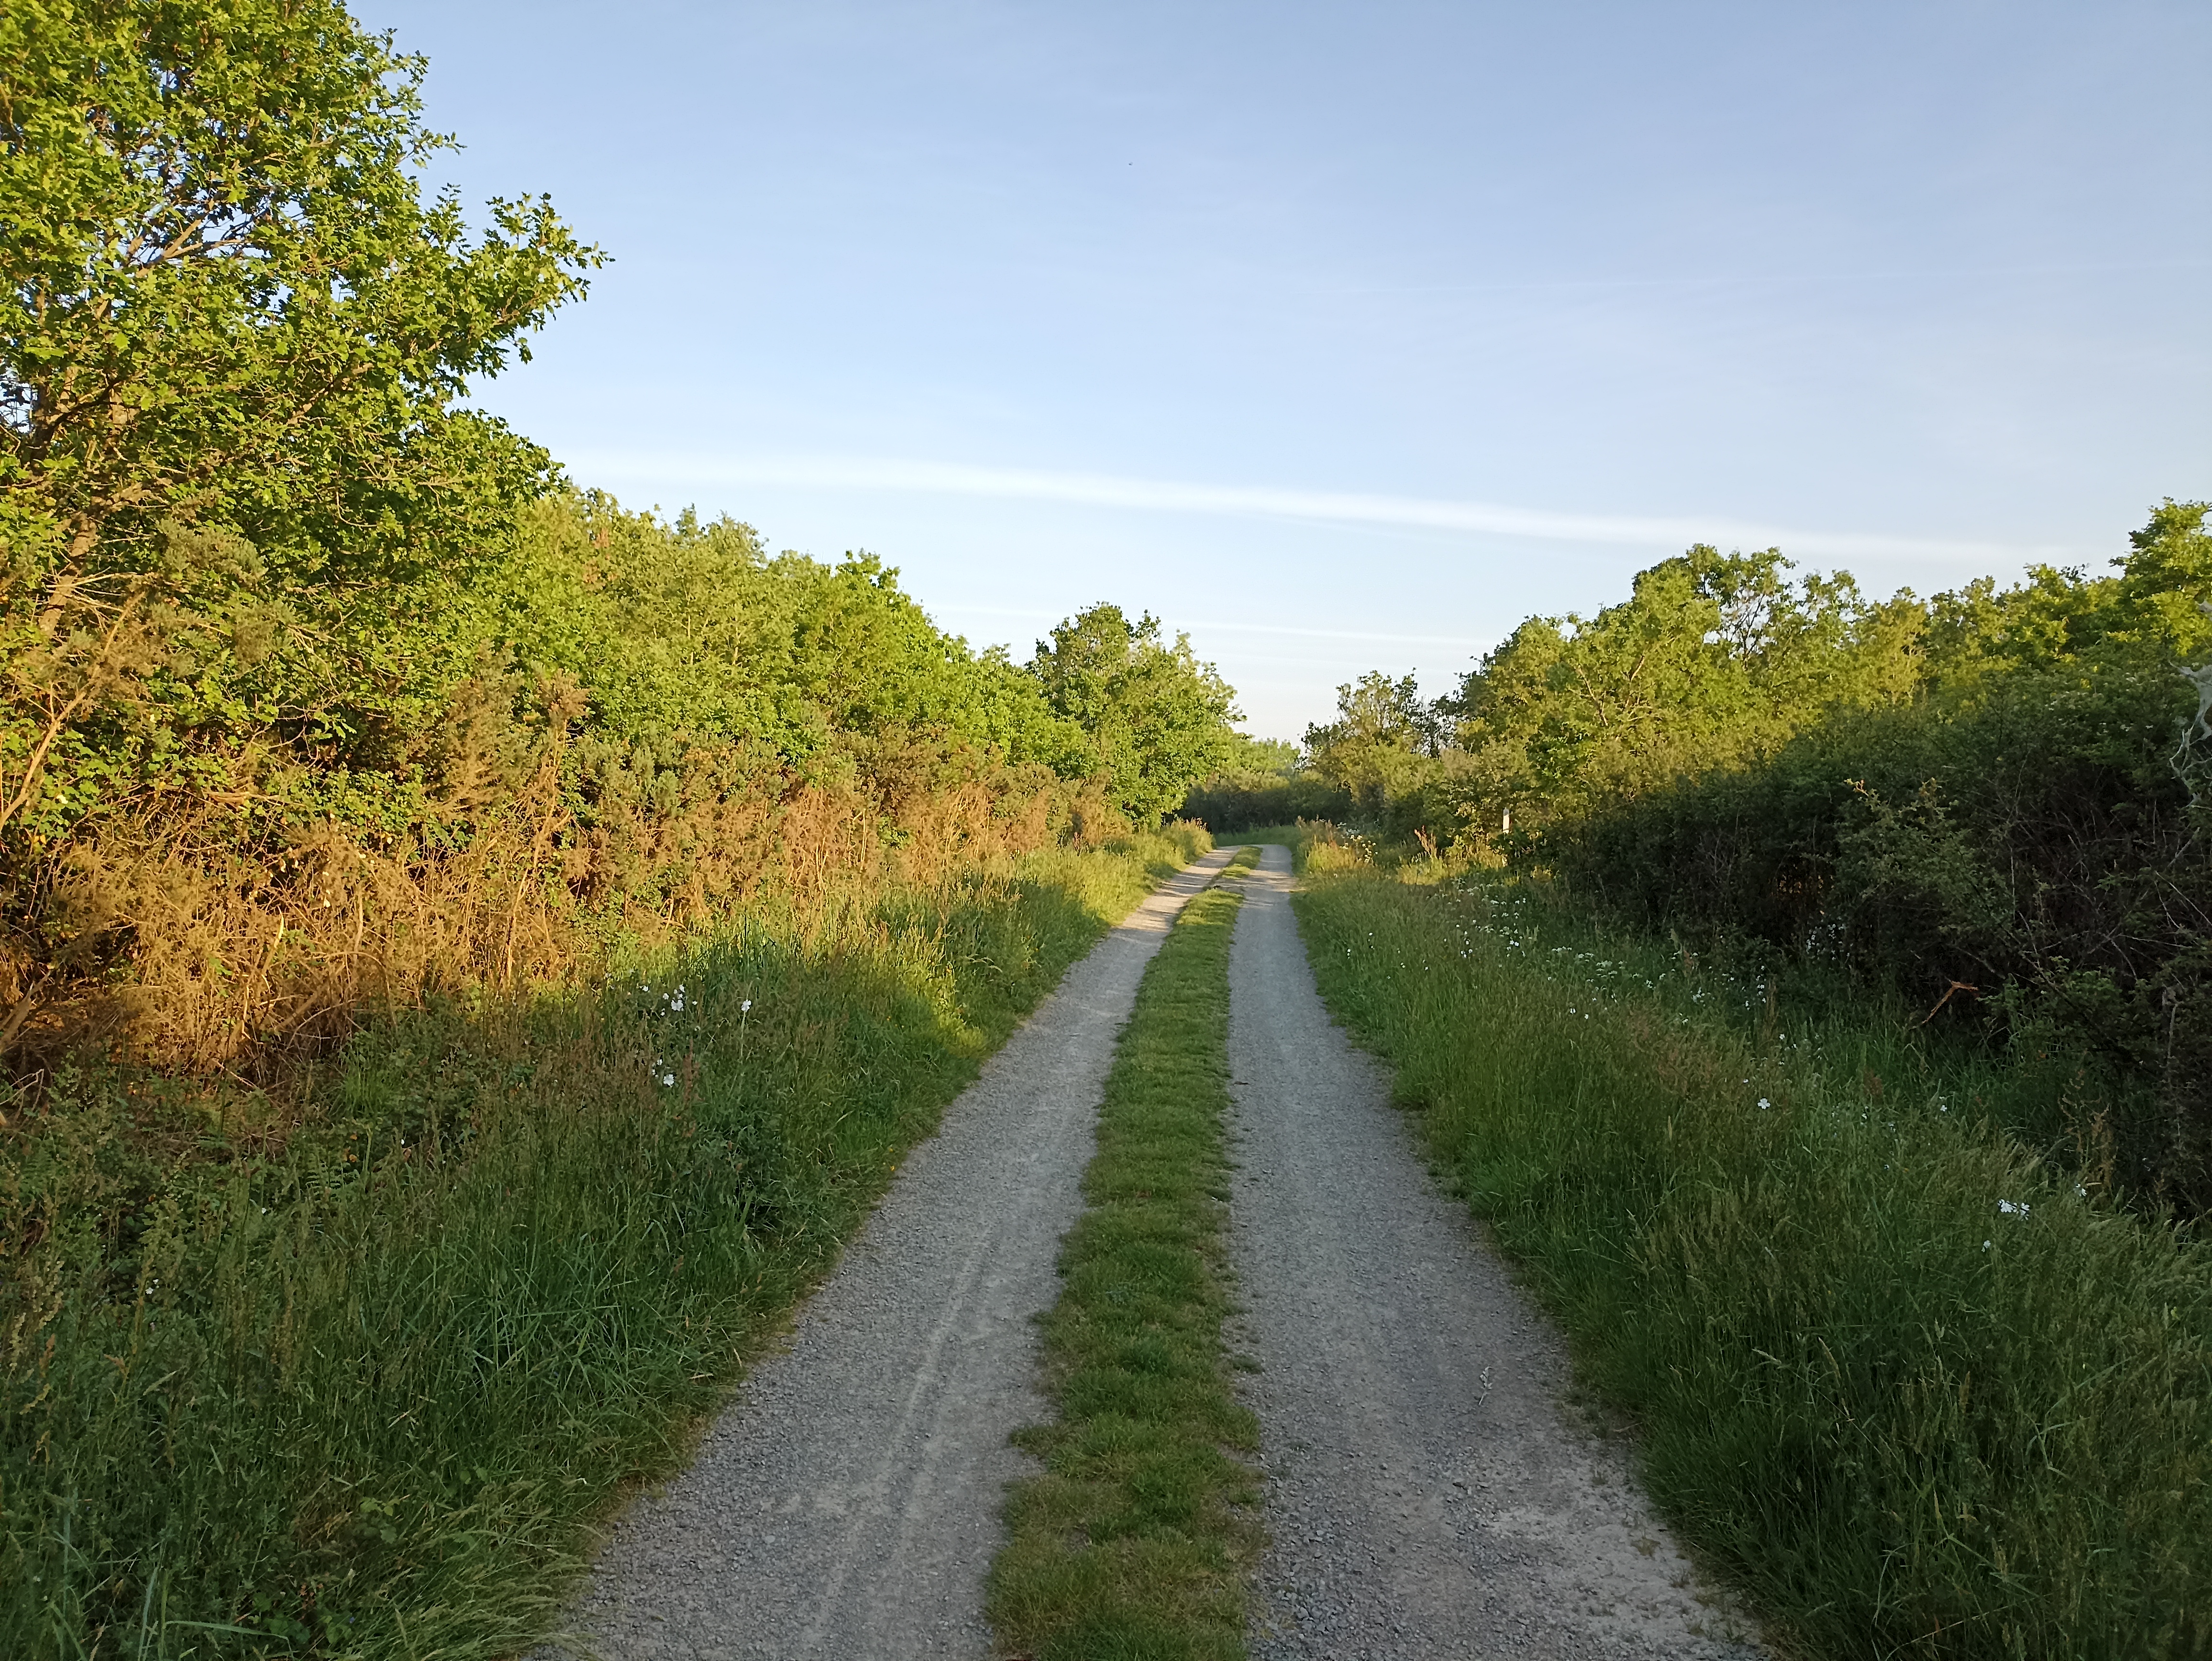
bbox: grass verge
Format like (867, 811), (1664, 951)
(1, 828), (1208, 1661)
(1291, 865), (2211, 1660)
(987, 848), (1261, 1661)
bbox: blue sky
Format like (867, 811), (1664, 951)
(361, 0), (2210, 739)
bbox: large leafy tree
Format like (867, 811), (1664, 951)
(0, 0), (597, 842)
(1029, 602), (1237, 823)
(1443, 545), (1922, 831)
(1302, 670), (1441, 810)
(495, 503), (1089, 776)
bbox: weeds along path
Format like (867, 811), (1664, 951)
(1228, 846), (1754, 1659)
(553, 848), (1237, 1660)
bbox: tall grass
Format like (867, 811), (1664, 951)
(0, 828), (1207, 1660)
(1293, 866), (2211, 1659)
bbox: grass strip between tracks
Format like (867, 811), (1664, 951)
(989, 847), (1263, 1661)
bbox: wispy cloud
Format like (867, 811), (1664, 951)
(942, 601), (1490, 650)
(569, 451), (2075, 567)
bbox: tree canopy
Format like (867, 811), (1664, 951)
(0, 2), (1242, 861)
(1029, 602), (1238, 824)
(1, 0), (597, 841)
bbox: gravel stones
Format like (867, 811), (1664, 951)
(1225, 845), (1759, 1660)
(548, 851), (1235, 1661)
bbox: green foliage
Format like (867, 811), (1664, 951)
(1177, 773), (1352, 835)
(1302, 671), (1441, 803)
(0, 831), (1207, 1660)
(1508, 505), (2212, 1200)
(1029, 603), (1239, 824)
(1294, 867), (2212, 1660)
(1220, 733), (1298, 777)
(1302, 505), (2212, 1198)
(0, 0), (598, 842)
(0, 3), (1242, 1068)
(0, 11), (1247, 1650)
(495, 495), (1086, 771)
(1177, 731), (1352, 834)
(1442, 544), (1922, 835)
(1297, 670), (1455, 841)
(989, 861), (1261, 1661)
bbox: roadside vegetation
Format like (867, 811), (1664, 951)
(1204, 506), (2212, 1209)
(1286, 853), (2208, 1656)
(1179, 737), (1350, 834)
(1, 6), (1242, 1654)
(10, 829), (1206, 1660)
(989, 853), (1261, 1661)
(1192, 501), (2212, 1654)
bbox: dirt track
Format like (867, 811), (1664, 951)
(550, 844), (1755, 1659)
(552, 850), (1234, 1659)
(1227, 844), (1754, 1658)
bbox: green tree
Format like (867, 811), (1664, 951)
(1442, 545), (1922, 834)
(1221, 732), (1300, 778)
(1029, 603), (1237, 823)
(495, 499), (1086, 777)
(0, 0), (598, 842)
(1303, 671), (1440, 811)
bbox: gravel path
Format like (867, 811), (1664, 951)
(1226, 844), (1759, 1660)
(551, 849), (1236, 1661)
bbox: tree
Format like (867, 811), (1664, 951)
(1441, 544), (1922, 834)
(1303, 671), (1439, 811)
(1219, 732), (1300, 779)
(0, 0), (598, 842)
(1029, 602), (1237, 823)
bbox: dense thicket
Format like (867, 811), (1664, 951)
(1, 7), (1240, 1653)
(1177, 731), (1352, 832)
(1310, 504), (2212, 1200)
(0, 0), (1235, 1071)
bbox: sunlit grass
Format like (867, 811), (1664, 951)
(0, 830), (1208, 1661)
(1293, 865), (2212, 1660)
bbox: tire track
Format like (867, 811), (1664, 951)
(1226, 844), (1759, 1660)
(550, 849), (1235, 1660)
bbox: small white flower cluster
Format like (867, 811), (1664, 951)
(1997, 1198), (2029, 1217)
(653, 1056), (677, 1086)
(638, 981), (689, 1013)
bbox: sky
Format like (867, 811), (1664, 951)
(358, 0), (2211, 739)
